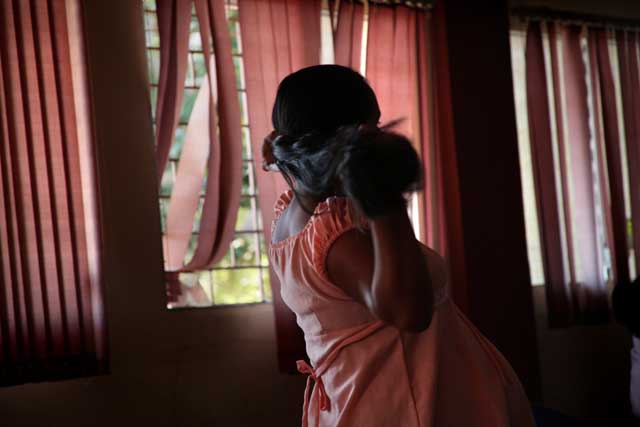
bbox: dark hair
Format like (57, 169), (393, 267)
(270, 65), (422, 218)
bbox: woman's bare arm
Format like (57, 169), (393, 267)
(325, 207), (440, 332)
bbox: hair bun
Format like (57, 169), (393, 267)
(338, 126), (422, 218)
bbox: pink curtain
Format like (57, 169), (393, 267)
(525, 22), (610, 326)
(156, 0), (243, 303)
(239, 0), (322, 373)
(0, 0), (107, 385)
(366, 6), (417, 138)
(333, 2), (364, 70)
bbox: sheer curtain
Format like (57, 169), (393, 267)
(0, 0), (107, 386)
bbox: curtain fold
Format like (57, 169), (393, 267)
(0, 0), (106, 386)
(239, 0), (322, 372)
(333, 2), (364, 71)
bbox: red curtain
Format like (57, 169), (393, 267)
(155, 0), (243, 304)
(0, 0), (107, 385)
(239, 0), (322, 373)
(525, 22), (610, 326)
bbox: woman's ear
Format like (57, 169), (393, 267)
(262, 131), (279, 171)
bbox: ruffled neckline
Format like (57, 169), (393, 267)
(269, 190), (339, 250)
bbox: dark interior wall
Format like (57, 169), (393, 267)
(532, 287), (632, 425)
(510, 0), (640, 19)
(0, 1), (305, 426)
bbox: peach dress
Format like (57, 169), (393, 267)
(268, 190), (534, 427)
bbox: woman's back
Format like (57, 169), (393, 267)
(269, 191), (534, 427)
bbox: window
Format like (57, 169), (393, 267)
(509, 23), (633, 287)
(144, 0), (271, 308)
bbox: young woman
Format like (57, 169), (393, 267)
(265, 65), (534, 427)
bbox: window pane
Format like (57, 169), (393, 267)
(255, 202), (263, 229)
(189, 30), (202, 52)
(185, 52), (195, 87)
(216, 248), (233, 268)
(193, 197), (204, 233)
(159, 198), (169, 231)
(185, 234), (198, 264)
(232, 233), (257, 266)
(233, 56), (244, 89)
(171, 125), (187, 160)
(242, 127), (252, 159)
(150, 86), (158, 120)
(227, 18), (241, 55)
(238, 91), (248, 126)
(193, 52), (206, 86)
(177, 272), (212, 307)
(180, 88), (199, 124)
(259, 234), (269, 265)
(199, 270), (214, 303)
(261, 268), (272, 302)
(143, 0), (156, 11)
(242, 161), (252, 195)
(213, 269), (261, 304)
(236, 199), (252, 231)
(160, 162), (173, 197)
(148, 49), (160, 84)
